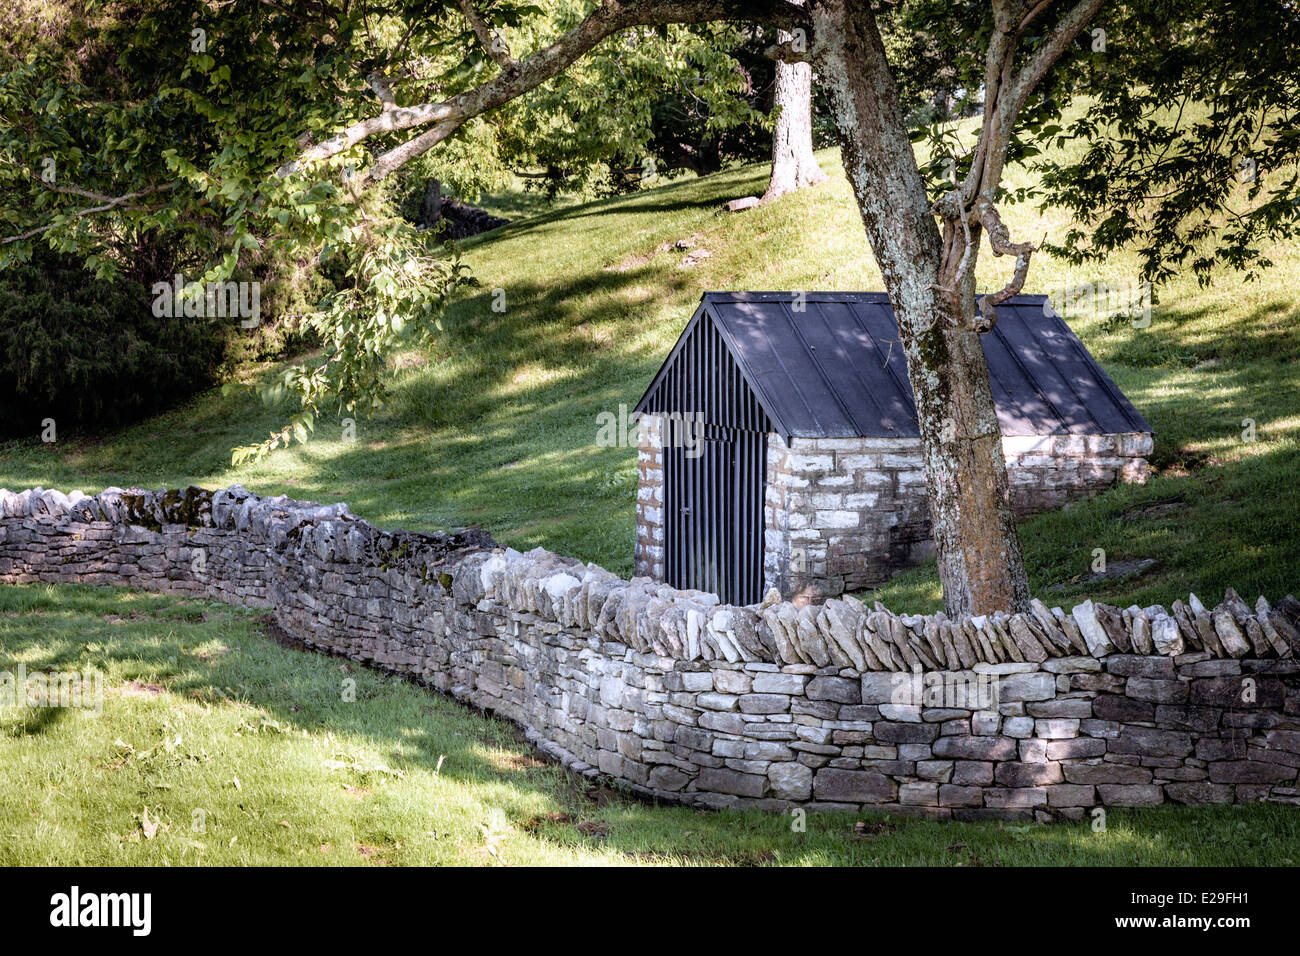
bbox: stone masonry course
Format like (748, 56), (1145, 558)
(1, 484), (1297, 821)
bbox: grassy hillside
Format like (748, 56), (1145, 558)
(0, 143), (1296, 613)
(4, 582), (1297, 866)
(1, 128), (1298, 868)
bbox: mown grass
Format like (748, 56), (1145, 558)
(2, 582), (1297, 867)
(0, 114), (1296, 866)
(0, 129), (1295, 610)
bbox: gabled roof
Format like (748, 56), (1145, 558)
(635, 291), (1151, 441)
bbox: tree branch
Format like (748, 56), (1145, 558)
(963, 0), (1105, 205)
(276, 0), (811, 183)
(764, 38), (810, 62)
(974, 198), (1037, 330)
(2, 183), (175, 245)
(458, 0), (519, 71)
(1005, 0), (1106, 115)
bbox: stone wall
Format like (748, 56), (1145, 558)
(771, 432), (1153, 601)
(2, 483), (1298, 821)
(635, 418), (1153, 603)
(634, 415), (665, 583)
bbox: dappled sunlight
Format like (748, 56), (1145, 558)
(4, 582), (1299, 865)
(2, 124), (1296, 586)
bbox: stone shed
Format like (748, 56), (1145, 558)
(633, 291), (1153, 606)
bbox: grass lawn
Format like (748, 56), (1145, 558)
(0, 114), (1297, 866)
(3, 582), (1297, 867)
(0, 135), (1295, 612)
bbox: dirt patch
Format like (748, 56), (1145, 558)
(355, 842), (392, 864)
(522, 811), (575, 834)
(102, 611), (145, 624)
(122, 680), (164, 697)
(575, 820), (610, 839)
(498, 752), (548, 772)
(854, 820), (898, 840)
(607, 233), (704, 272)
(1122, 497), (1186, 521)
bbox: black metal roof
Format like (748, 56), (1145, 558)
(635, 291), (1152, 440)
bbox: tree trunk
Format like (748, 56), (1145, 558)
(419, 178), (442, 229)
(811, 0), (1030, 617)
(762, 1), (827, 202)
(908, 295), (1032, 617)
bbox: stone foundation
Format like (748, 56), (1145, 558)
(769, 431), (1152, 601)
(635, 420), (1153, 602)
(2, 484), (1297, 821)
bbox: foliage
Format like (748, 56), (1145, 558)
(0, 1), (786, 460)
(230, 211), (472, 465)
(496, 18), (775, 197)
(0, 244), (225, 435)
(0, 0), (488, 458)
(886, 0), (1300, 283)
(878, 0), (988, 128)
(1036, 0), (1300, 285)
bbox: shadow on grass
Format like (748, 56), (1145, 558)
(4, 582), (1300, 865)
(1083, 295), (1300, 372)
(871, 441), (1300, 615)
(4, 706), (69, 737)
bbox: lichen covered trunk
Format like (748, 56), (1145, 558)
(763, 0), (827, 202)
(902, 296), (1031, 616)
(812, 0), (1030, 616)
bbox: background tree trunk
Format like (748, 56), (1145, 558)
(762, 0), (827, 202)
(419, 178), (443, 230)
(811, 0), (1030, 616)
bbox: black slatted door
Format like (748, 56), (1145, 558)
(664, 428), (766, 605)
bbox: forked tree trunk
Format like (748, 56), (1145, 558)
(762, 0), (828, 202)
(419, 178), (443, 229)
(812, 0), (1030, 616)
(907, 292), (1032, 616)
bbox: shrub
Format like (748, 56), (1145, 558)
(0, 246), (226, 437)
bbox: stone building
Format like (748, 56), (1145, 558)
(634, 292), (1153, 605)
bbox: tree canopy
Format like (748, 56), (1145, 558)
(2, 0), (1296, 613)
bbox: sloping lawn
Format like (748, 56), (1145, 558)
(0, 138), (1295, 612)
(0, 118), (1296, 867)
(2, 582), (1297, 866)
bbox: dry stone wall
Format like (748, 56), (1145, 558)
(634, 415), (1153, 602)
(765, 431), (1153, 601)
(2, 484), (1298, 821)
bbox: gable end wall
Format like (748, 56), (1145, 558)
(768, 432), (1153, 603)
(634, 415), (666, 581)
